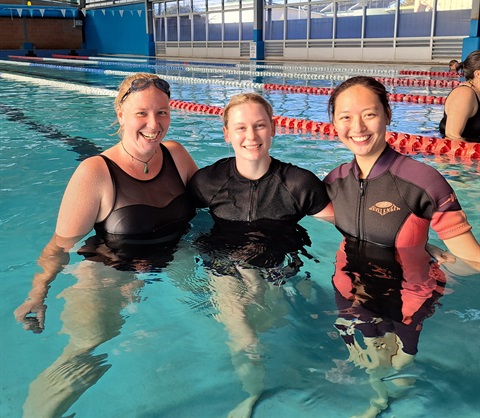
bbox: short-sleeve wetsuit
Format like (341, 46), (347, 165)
(439, 84), (480, 142)
(323, 145), (472, 248)
(79, 144), (195, 270)
(187, 157), (330, 279)
(187, 156), (329, 223)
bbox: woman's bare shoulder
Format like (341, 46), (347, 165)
(71, 154), (110, 182)
(163, 140), (186, 151)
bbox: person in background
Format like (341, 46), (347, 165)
(14, 72), (198, 417)
(439, 50), (480, 142)
(414, 0), (432, 12)
(323, 76), (480, 269)
(187, 92), (332, 418)
(448, 59), (460, 72)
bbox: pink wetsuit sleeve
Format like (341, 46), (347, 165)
(431, 210), (472, 240)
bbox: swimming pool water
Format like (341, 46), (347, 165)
(0, 59), (479, 418)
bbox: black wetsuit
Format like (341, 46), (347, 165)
(323, 146), (471, 248)
(187, 157), (330, 280)
(187, 156), (329, 223)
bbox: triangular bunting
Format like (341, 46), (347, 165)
(137, 10), (142, 17)
(119, 10), (124, 17)
(101, 9), (106, 15)
(111, 10), (115, 16)
(16, 8), (23, 17)
(39, 8), (45, 17)
(29, 9), (33, 17)
(60, 9), (66, 17)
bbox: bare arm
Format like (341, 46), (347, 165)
(14, 157), (109, 332)
(56, 156), (109, 238)
(312, 202), (335, 223)
(444, 86), (478, 141)
(14, 234), (81, 332)
(442, 231), (480, 271)
(163, 140), (198, 185)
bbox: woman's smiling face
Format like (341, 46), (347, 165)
(223, 101), (275, 164)
(117, 85), (171, 151)
(332, 84), (390, 163)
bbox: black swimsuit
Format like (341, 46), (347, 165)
(79, 144), (195, 271)
(95, 144), (195, 243)
(439, 84), (480, 142)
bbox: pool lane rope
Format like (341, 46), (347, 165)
(1, 72), (477, 161)
(1, 59), (454, 105)
(53, 54), (400, 76)
(6, 56), (459, 90)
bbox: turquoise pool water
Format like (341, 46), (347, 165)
(0, 59), (479, 418)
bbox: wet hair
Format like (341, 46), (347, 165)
(458, 50), (480, 81)
(113, 73), (170, 138)
(328, 76), (392, 124)
(223, 93), (274, 127)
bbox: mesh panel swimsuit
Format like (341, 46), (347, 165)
(186, 157), (330, 275)
(323, 145), (471, 248)
(439, 84), (480, 142)
(79, 144), (195, 270)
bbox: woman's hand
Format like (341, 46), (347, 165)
(14, 234), (75, 333)
(425, 243), (456, 264)
(14, 296), (47, 334)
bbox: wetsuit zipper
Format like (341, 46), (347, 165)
(248, 181), (258, 222)
(358, 179), (366, 241)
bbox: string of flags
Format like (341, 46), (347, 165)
(0, 6), (143, 18)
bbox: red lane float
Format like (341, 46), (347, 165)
(170, 100), (479, 161)
(263, 83), (448, 104)
(8, 55), (46, 61)
(399, 70), (461, 78)
(386, 132), (480, 160)
(52, 54), (92, 60)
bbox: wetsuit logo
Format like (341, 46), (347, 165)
(369, 201), (400, 216)
(439, 193), (457, 207)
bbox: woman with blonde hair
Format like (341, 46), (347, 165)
(14, 73), (198, 417)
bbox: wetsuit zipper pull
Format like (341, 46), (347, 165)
(359, 179), (364, 196)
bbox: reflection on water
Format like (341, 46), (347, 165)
(194, 217), (320, 418)
(20, 230), (196, 418)
(22, 261), (143, 418)
(329, 236), (447, 418)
